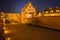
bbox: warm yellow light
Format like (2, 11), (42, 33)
(50, 10), (54, 13)
(1, 16), (3, 17)
(51, 14), (54, 16)
(39, 13), (42, 16)
(27, 14), (31, 17)
(6, 37), (11, 40)
(4, 30), (10, 34)
(46, 11), (49, 13)
(26, 14), (32, 18)
(56, 10), (60, 12)
(4, 30), (8, 34)
(3, 27), (6, 30)
(11, 22), (15, 24)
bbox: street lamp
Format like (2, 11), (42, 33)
(3, 13), (5, 28)
(0, 12), (6, 40)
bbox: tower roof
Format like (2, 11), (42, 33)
(21, 2), (36, 12)
(28, 2), (32, 6)
(23, 2), (33, 8)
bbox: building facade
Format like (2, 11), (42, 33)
(5, 13), (21, 23)
(0, 12), (21, 24)
(39, 6), (60, 16)
(1, 2), (60, 24)
(21, 2), (36, 23)
(0, 2), (37, 24)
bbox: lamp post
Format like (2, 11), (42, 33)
(3, 13), (5, 30)
(0, 12), (5, 28)
(0, 12), (5, 40)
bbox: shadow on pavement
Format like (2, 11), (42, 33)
(27, 24), (60, 32)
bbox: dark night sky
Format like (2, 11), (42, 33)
(0, 0), (60, 13)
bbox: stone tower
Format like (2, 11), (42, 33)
(21, 2), (36, 23)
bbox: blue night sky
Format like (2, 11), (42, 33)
(0, 0), (60, 13)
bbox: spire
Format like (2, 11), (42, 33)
(28, 2), (32, 6)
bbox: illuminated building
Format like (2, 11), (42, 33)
(38, 12), (43, 16)
(5, 12), (21, 23)
(0, 12), (21, 24)
(0, 2), (37, 24)
(21, 2), (36, 23)
(39, 6), (60, 16)
(1, 2), (60, 24)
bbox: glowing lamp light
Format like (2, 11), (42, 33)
(3, 27), (6, 30)
(26, 14), (32, 18)
(4, 30), (9, 34)
(4, 30), (10, 34)
(1, 16), (3, 17)
(51, 14), (54, 16)
(6, 37), (11, 40)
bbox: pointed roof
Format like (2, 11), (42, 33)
(28, 2), (32, 6)
(23, 2), (34, 8)
(22, 2), (35, 11)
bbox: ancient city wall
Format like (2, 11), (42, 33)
(32, 16), (60, 30)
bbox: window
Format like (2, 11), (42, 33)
(50, 10), (54, 13)
(46, 11), (49, 13)
(56, 9), (60, 12)
(51, 14), (54, 16)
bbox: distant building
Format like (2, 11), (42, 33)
(1, 2), (60, 24)
(0, 12), (21, 24)
(38, 12), (43, 16)
(0, 2), (37, 24)
(21, 2), (36, 23)
(5, 13), (21, 23)
(39, 6), (60, 16)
